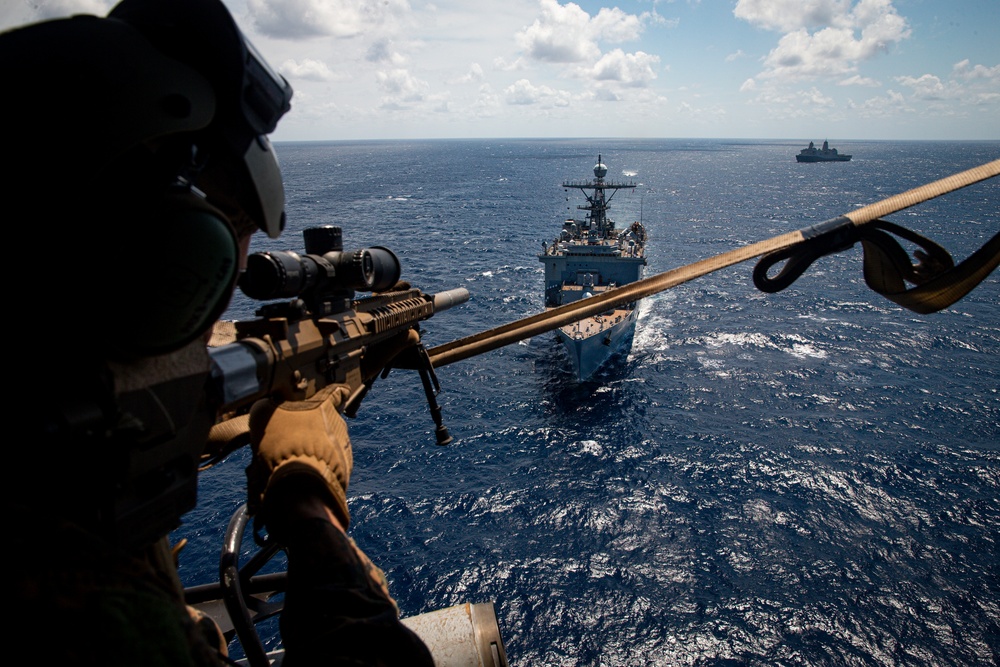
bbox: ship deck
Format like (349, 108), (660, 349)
(555, 306), (634, 340)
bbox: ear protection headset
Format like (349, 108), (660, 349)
(95, 187), (241, 359)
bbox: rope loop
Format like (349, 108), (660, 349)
(752, 216), (860, 293)
(753, 217), (999, 314)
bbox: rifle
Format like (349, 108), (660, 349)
(204, 225), (469, 466)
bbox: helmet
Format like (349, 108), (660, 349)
(2, 0), (293, 357)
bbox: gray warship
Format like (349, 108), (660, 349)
(796, 139), (852, 162)
(539, 156), (647, 380)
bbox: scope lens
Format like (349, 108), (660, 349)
(366, 247), (402, 292)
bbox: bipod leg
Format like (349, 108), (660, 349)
(413, 343), (452, 445)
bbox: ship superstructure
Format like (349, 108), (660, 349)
(539, 156), (647, 380)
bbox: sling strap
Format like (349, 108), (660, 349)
(753, 217), (999, 314)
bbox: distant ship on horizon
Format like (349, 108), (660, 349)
(796, 139), (852, 162)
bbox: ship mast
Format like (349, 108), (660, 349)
(562, 154), (636, 237)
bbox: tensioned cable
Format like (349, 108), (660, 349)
(427, 159), (1000, 369)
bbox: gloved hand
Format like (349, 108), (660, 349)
(246, 384), (354, 531)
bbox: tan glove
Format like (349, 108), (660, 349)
(246, 384), (354, 530)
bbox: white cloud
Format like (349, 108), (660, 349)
(280, 58), (341, 81)
(848, 88), (910, 118)
(734, 0), (853, 33)
(493, 56), (528, 72)
(375, 68), (428, 103)
(590, 6), (647, 43)
(894, 73), (952, 101)
(246, 0), (411, 39)
(586, 87), (622, 102)
(515, 0), (596, 63)
(587, 49), (660, 87)
(515, 0), (651, 64)
(451, 63), (486, 85)
(952, 60), (1000, 82)
(801, 86), (835, 107)
(365, 39), (406, 65)
(734, 0), (910, 82)
(471, 84), (502, 118)
(503, 78), (570, 106)
(838, 74), (880, 87)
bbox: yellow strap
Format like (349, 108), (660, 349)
(862, 230), (999, 314)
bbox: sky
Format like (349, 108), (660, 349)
(2, 0), (998, 141)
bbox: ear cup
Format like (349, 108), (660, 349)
(98, 191), (241, 358)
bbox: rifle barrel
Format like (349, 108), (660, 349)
(432, 288), (470, 312)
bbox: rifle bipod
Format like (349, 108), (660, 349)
(344, 341), (452, 446)
(413, 343), (452, 445)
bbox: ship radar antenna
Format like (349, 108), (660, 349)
(594, 154), (608, 180)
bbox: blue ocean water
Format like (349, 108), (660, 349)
(175, 139), (999, 666)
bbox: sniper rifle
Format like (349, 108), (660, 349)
(204, 225), (469, 468)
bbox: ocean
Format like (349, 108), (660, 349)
(174, 139), (999, 666)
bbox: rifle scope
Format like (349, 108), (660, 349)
(239, 225), (402, 300)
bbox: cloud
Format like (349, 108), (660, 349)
(734, 0), (911, 82)
(848, 88), (911, 118)
(516, 0), (596, 63)
(451, 63), (486, 85)
(801, 86), (835, 107)
(734, 0), (853, 33)
(503, 78), (570, 106)
(493, 56), (528, 72)
(586, 87), (623, 102)
(515, 0), (650, 64)
(246, 0), (411, 39)
(366, 39), (406, 65)
(375, 68), (428, 104)
(894, 59), (999, 104)
(280, 58), (341, 82)
(952, 60), (1000, 82)
(28, 0), (111, 20)
(590, 5), (647, 43)
(838, 74), (880, 87)
(471, 84), (502, 118)
(587, 49), (660, 87)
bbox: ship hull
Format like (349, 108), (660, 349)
(555, 306), (638, 381)
(796, 154), (851, 162)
